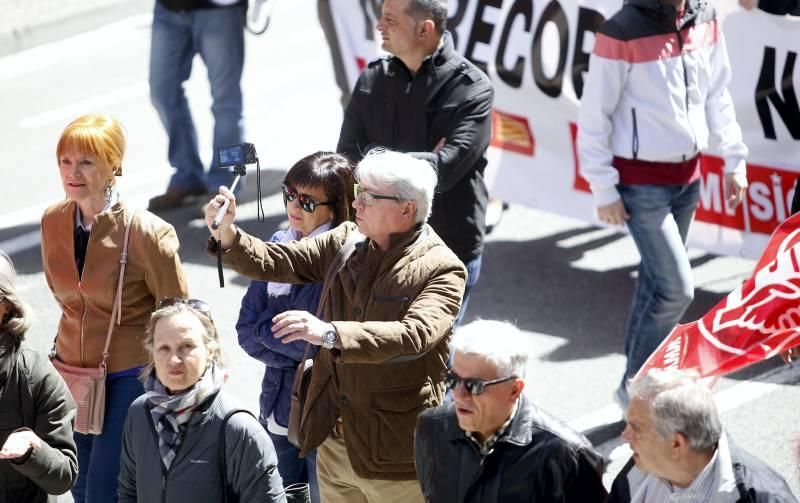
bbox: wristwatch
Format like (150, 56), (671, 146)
(322, 325), (339, 350)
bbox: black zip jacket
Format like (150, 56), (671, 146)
(414, 395), (607, 503)
(337, 32), (494, 263)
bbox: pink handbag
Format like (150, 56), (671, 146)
(51, 211), (135, 435)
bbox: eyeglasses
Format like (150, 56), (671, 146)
(156, 298), (212, 319)
(353, 183), (400, 206)
(443, 370), (516, 396)
(282, 184), (336, 213)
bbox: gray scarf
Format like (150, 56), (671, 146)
(144, 363), (225, 469)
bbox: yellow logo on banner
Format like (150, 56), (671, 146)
(491, 110), (535, 156)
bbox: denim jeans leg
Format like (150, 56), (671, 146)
(454, 255), (482, 328)
(71, 374), (144, 503)
(306, 449), (320, 503)
(71, 432), (93, 503)
(149, 3), (206, 191)
(268, 430), (320, 502)
(192, 6), (245, 192)
(619, 181), (700, 382)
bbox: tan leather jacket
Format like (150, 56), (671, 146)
(41, 200), (188, 373)
(216, 221), (466, 480)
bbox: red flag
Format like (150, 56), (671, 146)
(636, 211), (800, 378)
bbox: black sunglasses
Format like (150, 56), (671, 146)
(443, 370), (516, 396)
(282, 184), (336, 213)
(157, 298), (212, 319)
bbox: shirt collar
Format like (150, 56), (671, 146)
(465, 398), (520, 457)
(75, 191), (118, 231)
(662, 445), (719, 497)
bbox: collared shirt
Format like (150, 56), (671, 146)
(74, 191), (118, 278)
(632, 448), (730, 503)
(74, 190), (118, 231)
(465, 399), (519, 457)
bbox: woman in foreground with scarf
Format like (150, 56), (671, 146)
(118, 300), (286, 502)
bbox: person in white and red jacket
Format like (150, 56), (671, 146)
(577, 0), (749, 407)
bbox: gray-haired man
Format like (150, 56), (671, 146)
(414, 320), (607, 502)
(609, 369), (795, 502)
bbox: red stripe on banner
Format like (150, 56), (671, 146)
(593, 19), (718, 63)
(569, 122), (797, 233)
(570, 122), (591, 192)
(695, 157), (797, 234)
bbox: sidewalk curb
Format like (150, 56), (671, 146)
(0, 1), (153, 58)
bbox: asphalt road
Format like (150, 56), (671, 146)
(0, 0), (797, 499)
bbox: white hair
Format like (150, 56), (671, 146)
(628, 369), (722, 451)
(355, 149), (437, 224)
(453, 320), (529, 379)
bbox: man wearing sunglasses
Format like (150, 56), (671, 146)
(205, 149), (466, 502)
(415, 320), (607, 503)
(336, 0), (493, 325)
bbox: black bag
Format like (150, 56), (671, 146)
(287, 233), (364, 449)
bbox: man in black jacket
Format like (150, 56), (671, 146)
(337, 0), (493, 324)
(414, 320), (607, 503)
(608, 369), (796, 502)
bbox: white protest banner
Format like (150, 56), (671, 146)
(324, 1), (800, 258)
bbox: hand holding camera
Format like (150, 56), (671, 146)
(205, 186), (238, 249)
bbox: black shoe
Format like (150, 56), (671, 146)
(148, 186), (208, 211)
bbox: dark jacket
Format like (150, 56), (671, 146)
(236, 229), (322, 428)
(414, 394), (607, 503)
(757, 0), (800, 15)
(118, 389), (286, 502)
(214, 221), (466, 480)
(337, 32), (494, 263)
(606, 433), (797, 503)
(0, 335), (78, 503)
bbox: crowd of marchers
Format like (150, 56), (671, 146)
(2, 0), (799, 502)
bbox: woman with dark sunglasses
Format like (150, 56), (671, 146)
(235, 152), (353, 502)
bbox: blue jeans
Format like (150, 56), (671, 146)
(619, 181), (700, 386)
(149, 3), (245, 193)
(267, 430), (319, 503)
(72, 373), (144, 503)
(446, 255), (483, 375)
(454, 255), (482, 327)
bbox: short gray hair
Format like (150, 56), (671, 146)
(356, 149), (437, 224)
(406, 0), (448, 35)
(453, 320), (529, 379)
(628, 369), (722, 451)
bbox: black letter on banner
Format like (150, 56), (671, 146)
(448, 1), (470, 48)
(466, 0), (504, 73)
(756, 47), (800, 140)
(360, 0), (381, 40)
(531, 0), (569, 98)
(572, 7), (605, 99)
(496, 0), (533, 88)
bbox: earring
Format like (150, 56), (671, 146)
(104, 180), (114, 202)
